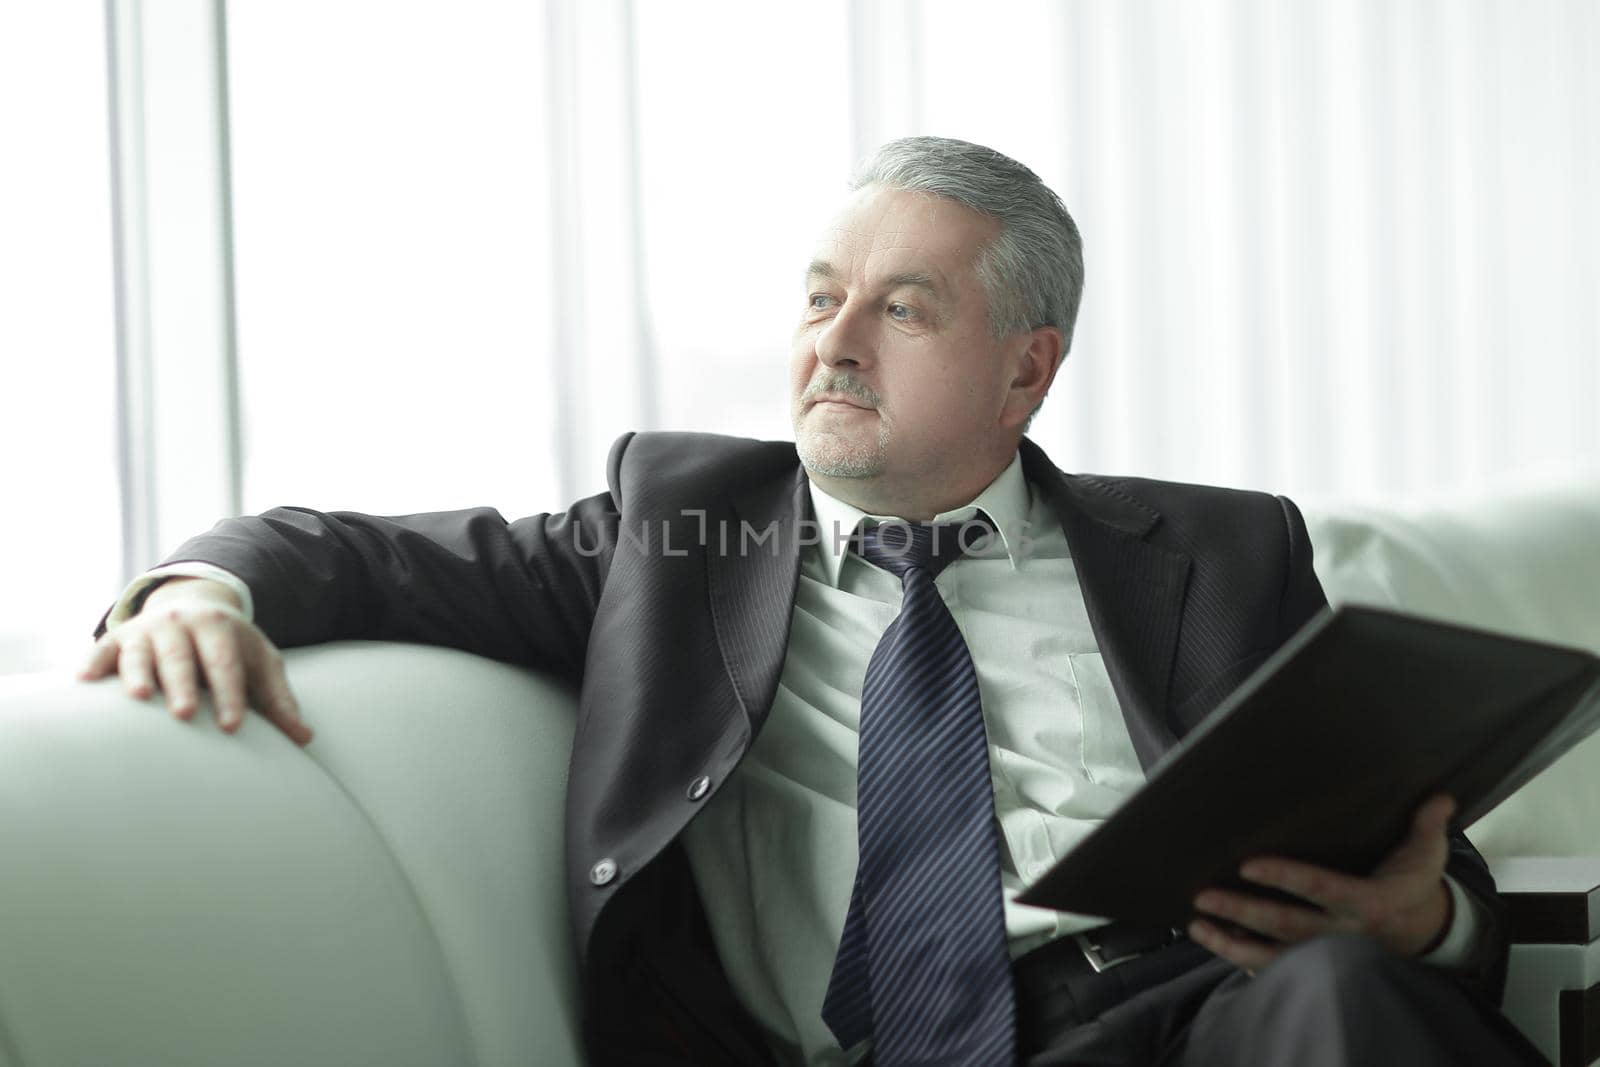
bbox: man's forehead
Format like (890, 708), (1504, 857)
(807, 228), (977, 290)
(808, 186), (994, 284)
(807, 232), (950, 278)
(816, 222), (937, 253)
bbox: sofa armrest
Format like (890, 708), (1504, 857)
(0, 641), (583, 1067)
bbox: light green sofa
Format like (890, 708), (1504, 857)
(0, 479), (1596, 1066)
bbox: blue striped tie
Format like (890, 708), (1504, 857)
(821, 517), (1015, 1066)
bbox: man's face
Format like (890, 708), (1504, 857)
(790, 184), (1018, 498)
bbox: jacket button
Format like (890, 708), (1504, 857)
(686, 775), (712, 801)
(589, 858), (617, 886)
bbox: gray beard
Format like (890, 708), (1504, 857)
(795, 427), (888, 479)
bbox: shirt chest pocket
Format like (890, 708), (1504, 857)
(1068, 651), (1145, 794)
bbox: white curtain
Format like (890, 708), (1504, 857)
(227, 0), (1600, 516)
(4, 0), (1597, 673)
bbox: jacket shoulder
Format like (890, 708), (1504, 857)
(1092, 475), (1308, 561)
(607, 432), (800, 508)
(1021, 438), (1294, 538)
(1083, 472), (1292, 522)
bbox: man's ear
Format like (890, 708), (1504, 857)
(999, 326), (1065, 430)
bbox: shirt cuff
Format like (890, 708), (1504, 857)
(1418, 873), (1484, 970)
(103, 562), (255, 631)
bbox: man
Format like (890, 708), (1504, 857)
(83, 137), (1537, 1065)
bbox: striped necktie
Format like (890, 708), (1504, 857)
(821, 516), (1015, 1066)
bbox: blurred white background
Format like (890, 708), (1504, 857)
(3, 0), (1597, 675)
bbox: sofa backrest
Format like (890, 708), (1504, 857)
(1305, 479), (1600, 858)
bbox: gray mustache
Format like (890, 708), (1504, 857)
(803, 373), (882, 408)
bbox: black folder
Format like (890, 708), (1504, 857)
(1015, 605), (1600, 925)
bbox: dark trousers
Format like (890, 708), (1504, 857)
(1023, 934), (1546, 1067)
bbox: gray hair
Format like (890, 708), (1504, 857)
(851, 137), (1085, 427)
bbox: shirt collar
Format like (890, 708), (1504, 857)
(805, 452), (1031, 588)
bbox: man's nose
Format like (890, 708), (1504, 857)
(814, 304), (874, 369)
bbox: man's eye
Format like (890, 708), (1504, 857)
(809, 294), (836, 311)
(887, 303), (914, 321)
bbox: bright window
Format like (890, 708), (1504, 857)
(226, 2), (561, 518)
(0, 3), (120, 674)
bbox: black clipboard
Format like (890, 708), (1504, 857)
(1015, 605), (1600, 925)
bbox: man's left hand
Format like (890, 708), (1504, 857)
(1187, 793), (1456, 973)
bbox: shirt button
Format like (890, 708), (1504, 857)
(589, 858), (617, 886)
(686, 775), (712, 801)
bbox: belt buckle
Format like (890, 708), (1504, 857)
(1073, 932), (1137, 975)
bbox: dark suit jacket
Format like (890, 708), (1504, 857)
(154, 431), (1509, 1065)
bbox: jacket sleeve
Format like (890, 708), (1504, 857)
(100, 433), (636, 684)
(1276, 494), (1511, 1000)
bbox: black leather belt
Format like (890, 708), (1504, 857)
(1072, 921), (1187, 973)
(1012, 921), (1204, 1055)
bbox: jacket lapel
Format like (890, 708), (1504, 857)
(706, 445), (1192, 771)
(705, 463), (809, 739)
(1021, 440), (1192, 772)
